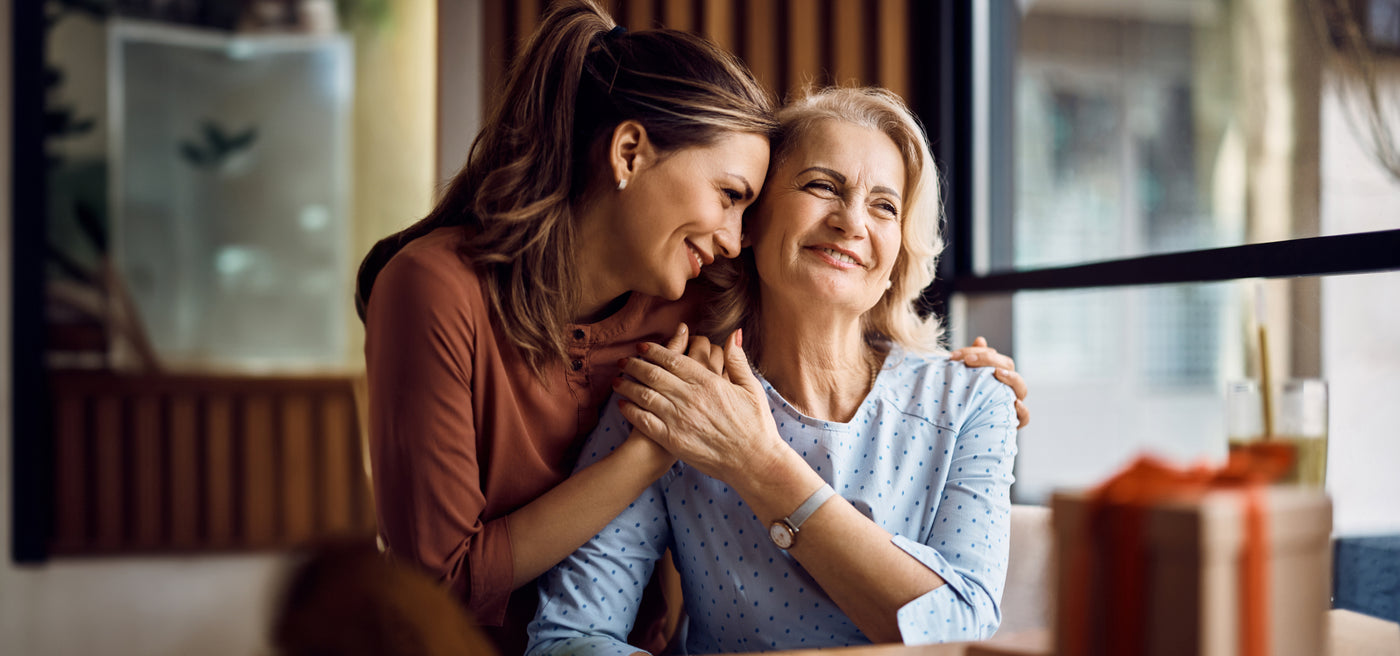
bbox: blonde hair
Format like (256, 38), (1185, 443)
(355, 0), (776, 376)
(699, 86), (946, 358)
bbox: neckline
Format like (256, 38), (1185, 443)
(758, 346), (901, 430)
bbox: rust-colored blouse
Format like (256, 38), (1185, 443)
(363, 227), (695, 653)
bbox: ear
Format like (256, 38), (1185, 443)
(609, 120), (655, 187)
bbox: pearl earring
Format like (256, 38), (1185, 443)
(885, 279), (893, 289)
(617, 179), (628, 191)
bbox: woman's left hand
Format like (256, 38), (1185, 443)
(949, 336), (1030, 429)
(613, 329), (787, 488)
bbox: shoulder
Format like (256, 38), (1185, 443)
(880, 349), (1015, 426)
(366, 228), (488, 343)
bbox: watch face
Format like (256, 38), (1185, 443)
(769, 522), (794, 549)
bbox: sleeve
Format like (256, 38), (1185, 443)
(364, 251), (514, 624)
(526, 397), (675, 656)
(893, 372), (1019, 644)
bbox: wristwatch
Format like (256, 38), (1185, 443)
(768, 483), (836, 549)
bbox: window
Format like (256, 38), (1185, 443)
(933, 1), (1400, 534)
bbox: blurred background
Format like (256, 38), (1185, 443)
(4, 0), (1400, 654)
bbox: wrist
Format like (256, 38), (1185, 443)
(620, 431), (676, 476)
(732, 443), (826, 525)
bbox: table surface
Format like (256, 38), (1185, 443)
(740, 611), (1400, 656)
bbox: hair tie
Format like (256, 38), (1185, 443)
(607, 25), (627, 38)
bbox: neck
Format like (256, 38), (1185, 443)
(756, 291), (876, 422)
(572, 198), (630, 322)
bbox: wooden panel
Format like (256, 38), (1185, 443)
(93, 396), (125, 549)
(242, 395), (277, 546)
(53, 395), (88, 550)
(623, 0), (655, 30)
(876, 0), (910, 100)
(700, 0), (735, 52)
(787, 0), (823, 93)
(516, 0), (543, 46)
(320, 394), (355, 531)
(204, 395), (235, 545)
(662, 0), (694, 32)
(482, 0), (509, 113)
(131, 393), (163, 548)
(744, 0), (781, 96)
(831, 0), (865, 86)
(168, 394), (199, 548)
(280, 394), (315, 544)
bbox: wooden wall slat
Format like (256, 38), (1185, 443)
(319, 394), (355, 532)
(787, 0), (822, 94)
(744, 0), (781, 97)
(832, 0), (864, 87)
(482, 0), (509, 114)
(168, 394), (199, 548)
(877, 0), (910, 100)
(662, 0), (694, 32)
(280, 394), (315, 544)
(205, 395), (234, 545)
(242, 395), (277, 546)
(94, 397), (124, 550)
(132, 394), (163, 548)
(700, 0), (735, 52)
(623, 0), (655, 30)
(53, 395), (87, 550)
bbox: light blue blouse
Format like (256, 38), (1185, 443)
(526, 347), (1018, 654)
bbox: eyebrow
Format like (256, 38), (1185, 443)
(799, 166), (902, 201)
(725, 173), (756, 201)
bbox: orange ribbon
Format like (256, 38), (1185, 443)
(1061, 443), (1293, 655)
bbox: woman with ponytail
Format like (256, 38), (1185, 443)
(357, 2), (1027, 652)
(358, 2), (774, 651)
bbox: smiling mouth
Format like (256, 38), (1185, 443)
(686, 242), (704, 276)
(809, 246), (865, 268)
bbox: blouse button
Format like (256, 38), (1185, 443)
(572, 329), (586, 340)
(570, 359), (583, 371)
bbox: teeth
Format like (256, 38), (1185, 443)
(689, 245), (702, 268)
(821, 248), (859, 266)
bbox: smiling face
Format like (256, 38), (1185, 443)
(608, 130), (771, 301)
(748, 119), (906, 318)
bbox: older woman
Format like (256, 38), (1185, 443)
(526, 87), (1018, 654)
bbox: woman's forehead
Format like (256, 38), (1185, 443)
(783, 121), (904, 189)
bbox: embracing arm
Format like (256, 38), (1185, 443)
(615, 335), (1018, 643)
(365, 252), (681, 620)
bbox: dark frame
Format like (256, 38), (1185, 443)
(12, 0), (54, 563)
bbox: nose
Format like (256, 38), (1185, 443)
(826, 203), (868, 238)
(715, 214), (742, 259)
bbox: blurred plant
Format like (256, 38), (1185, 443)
(44, 0), (110, 169)
(336, 0), (392, 33)
(180, 120), (260, 171)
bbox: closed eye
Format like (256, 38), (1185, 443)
(804, 180), (838, 195)
(874, 201), (899, 218)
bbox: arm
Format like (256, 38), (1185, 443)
(527, 401), (673, 656)
(615, 338), (1017, 643)
(365, 253), (680, 622)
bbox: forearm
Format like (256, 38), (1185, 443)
(732, 449), (945, 643)
(507, 432), (675, 587)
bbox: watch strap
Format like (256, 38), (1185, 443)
(785, 483), (836, 530)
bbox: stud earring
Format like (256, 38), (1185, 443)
(617, 179), (628, 191)
(885, 279), (894, 289)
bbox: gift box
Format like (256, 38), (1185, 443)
(1053, 456), (1332, 656)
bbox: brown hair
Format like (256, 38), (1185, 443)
(699, 86), (946, 359)
(355, 0), (776, 375)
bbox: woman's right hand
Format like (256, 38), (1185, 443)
(613, 330), (789, 490)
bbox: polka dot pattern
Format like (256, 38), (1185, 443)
(527, 348), (1018, 655)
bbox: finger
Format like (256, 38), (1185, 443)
(974, 336), (988, 348)
(663, 323), (689, 352)
(617, 398), (669, 444)
(724, 330), (760, 393)
(969, 351), (1015, 371)
(612, 376), (674, 416)
(706, 343), (724, 374)
(619, 351), (688, 396)
(994, 368), (1028, 402)
(635, 341), (710, 383)
(1014, 399), (1030, 429)
(684, 335), (713, 367)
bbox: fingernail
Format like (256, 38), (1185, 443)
(617, 358), (628, 369)
(612, 377), (622, 389)
(965, 354), (978, 364)
(679, 323), (688, 335)
(997, 368), (1009, 377)
(736, 328), (743, 348)
(616, 399), (627, 409)
(637, 342), (650, 353)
